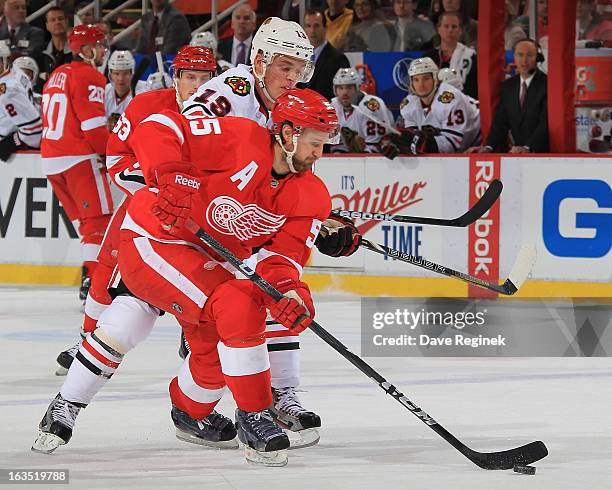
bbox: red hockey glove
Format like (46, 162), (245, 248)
(152, 162), (202, 233)
(268, 279), (314, 334)
(315, 215), (362, 257)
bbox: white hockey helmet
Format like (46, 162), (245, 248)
(408, 57), (439, 79)
(13, 56), (39, 82)
(250, 17), (314, 87)
(333, 67), (361, 88)
(108, 50), (135, 72)
(190, 31), (218, 54)
(437, 67), (463, 91)
(408, 57), (439, 96)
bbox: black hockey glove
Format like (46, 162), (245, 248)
(0, 133), (19, 162)
(315, 215), (362, 257)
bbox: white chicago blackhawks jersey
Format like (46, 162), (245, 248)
(105, 83), (132, 123)
(0, 67), (42, 148)
(330, 92), (395, 153)
(399, 82), (479, 153)
(183, 64), (270, 129)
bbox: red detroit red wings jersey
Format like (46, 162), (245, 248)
(41, 61), (109, 175)
(125, 108), (331, 284)
(106, 88), (179, 195)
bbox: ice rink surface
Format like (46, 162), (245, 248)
(1, 286), (611, 490)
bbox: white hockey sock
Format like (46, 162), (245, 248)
(60, 332), (123, 405)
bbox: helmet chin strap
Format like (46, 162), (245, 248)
(253, 62), (276, 105)
(173, 77), (184, 110)
(274, 133), (300, 173)
(78, 48), (97, 68)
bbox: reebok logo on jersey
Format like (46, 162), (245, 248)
(175, 174), (201, 190)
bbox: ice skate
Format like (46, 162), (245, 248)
(55, 334), (84, 376)
(31, 394), (85, 454)
(235, 409), (289, 466)
(171, 406), (238, 449)
(270, 387), (321, 449)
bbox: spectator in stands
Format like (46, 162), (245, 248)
(324, 0), (354, 50)
(95, 19), (113, 46)
(389, 0), (435, 51)
(41, 7), (72, 82)
(468, 39), (549, 154)
(75, 1), (94, 25)
(424, 11), (477, 98)
(302, 9), (350, 101)
(280, 0), (314, 25)
(217, 4), (256, 66)
(135, 0), (191, 56)
(577, 0), (612, 47)
(505, 0), (527, 49)
(345, 0), (394, 51)
(0, 0), (44, 60)
(441, 0), (477, 47)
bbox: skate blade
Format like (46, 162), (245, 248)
(175, 429), (239, 449)
(286, 428), (320, 450)
(244, 446), (288, 467)
(31, 432), (65, 454)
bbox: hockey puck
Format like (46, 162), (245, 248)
(513, 464), (536, 475)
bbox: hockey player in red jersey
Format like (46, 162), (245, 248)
(182, 17), (361, 441)
(54, 45), (217, 375)
(41, 24), (113, 302)
(32, 88), (339, 467)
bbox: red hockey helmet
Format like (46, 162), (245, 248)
(172, 45), (216, 77)
(68, 24), (106, 55)
(272, 88), (338, 137)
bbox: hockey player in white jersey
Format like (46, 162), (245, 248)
(13, 56), (42, 107)
(0, 44), (42, 162)
(104, 51), (146, 130)
(184, 17), (361, 448)
(437, 67), (481, 150)
(330, 67), (394, 153)
(383, 57), (476, 158)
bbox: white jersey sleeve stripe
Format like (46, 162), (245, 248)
(81, 116), (108, 131)
(141, 113), (185, 144)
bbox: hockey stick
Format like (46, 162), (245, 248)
(332, 179), (503, 227)
(361, 240), (536, 296)
(155, 51), (169, 88)
(351, 103), (401, 135)
(185, 220), (548, 470)
(131, 56), (151, 93)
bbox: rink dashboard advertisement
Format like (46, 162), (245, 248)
(0, 152), (610, 294)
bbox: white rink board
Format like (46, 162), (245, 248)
(1, 152), (611, 283)
(0, 153), (81, 266)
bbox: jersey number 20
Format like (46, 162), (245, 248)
(41, 93), (68, 140)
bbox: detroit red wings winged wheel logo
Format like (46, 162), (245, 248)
(224, 76), (251, 96)
(206, 196), (286, 241)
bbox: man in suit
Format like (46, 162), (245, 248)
(469, 39), (549, 154)
(41, 7), (72, 83)
(302, 9), (349, 101)
(217, 4), (256, 67)
(0, 0), (44, 61)
(135, 0), (191, 56)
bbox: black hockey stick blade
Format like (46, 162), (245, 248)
(331, 179), (503, 227)
(361, 241), (536, 296)
(465, 440), (549, 470)
(185, 220), (548, 470)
